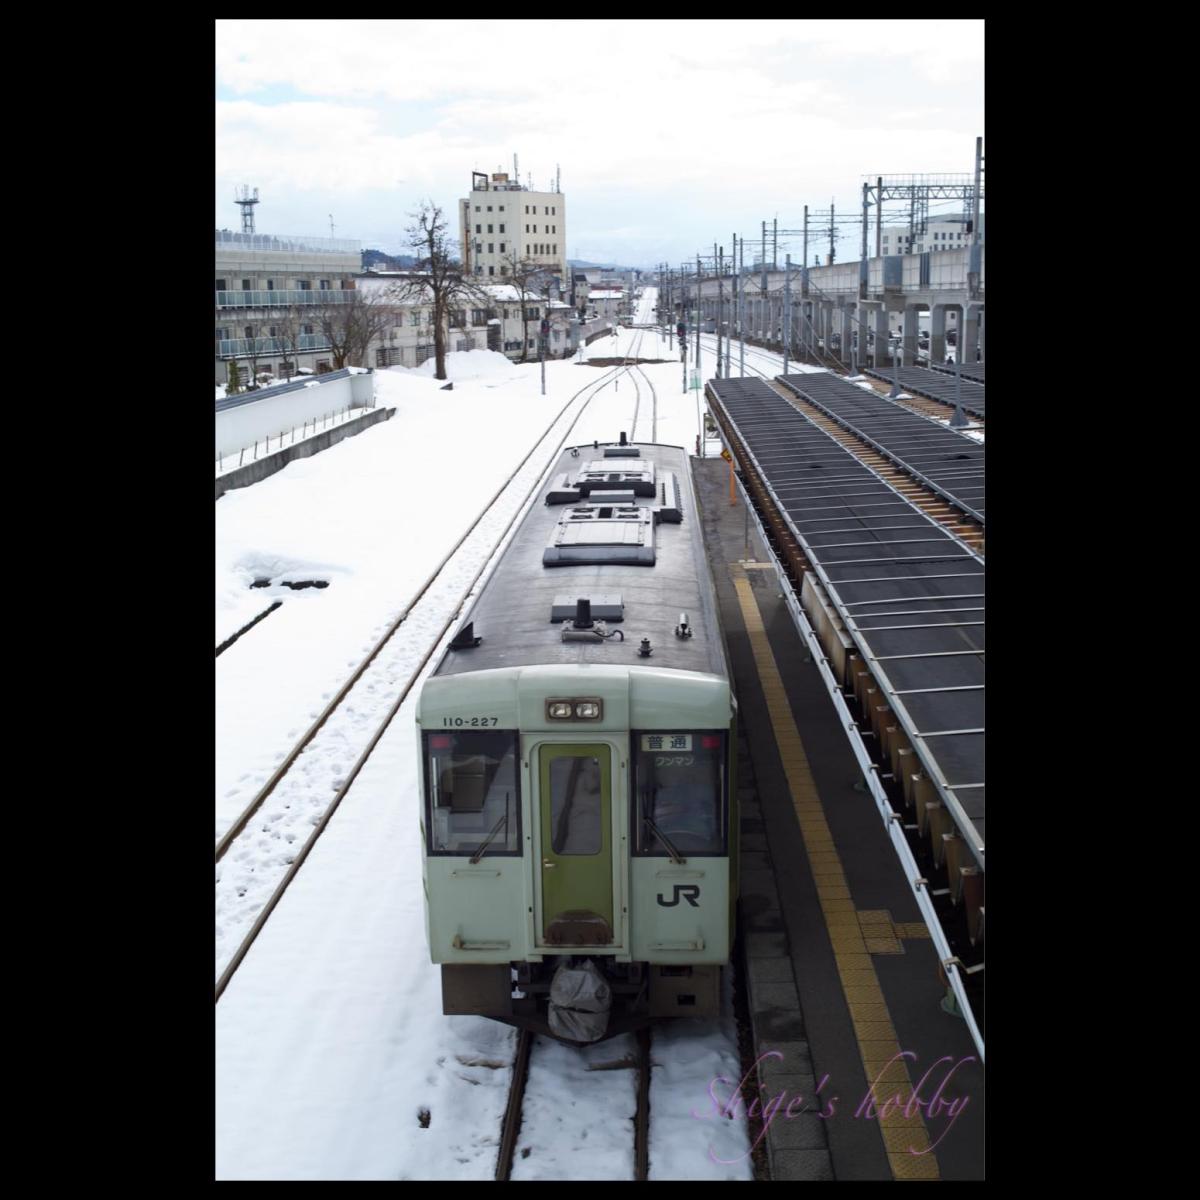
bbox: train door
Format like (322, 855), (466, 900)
(536, 744), (614, 946)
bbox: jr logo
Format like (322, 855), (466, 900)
(657, 884), (700, 908)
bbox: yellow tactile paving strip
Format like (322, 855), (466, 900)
(733, 569), (940, 1179)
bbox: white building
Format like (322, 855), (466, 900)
(214, 229), (363, 385)
(881, 212), (985, 257)
(459, 171), (566, 284)
(588, 289), (624, 323)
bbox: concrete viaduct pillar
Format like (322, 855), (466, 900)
(840, 305), (854, 368)
(866, 304), (889, 369)
(963, 305), (982, 365)
(931, 305), (948, 365)
(903, 303), (921, 365)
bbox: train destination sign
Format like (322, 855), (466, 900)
(641, 734), (692, 751)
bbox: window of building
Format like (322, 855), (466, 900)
(500, 265), (507, 275)
(487, 205), (493, 212)
(476, 265), (483, 275)
(488, 243), (494, 254)
(317, 361), (332, 374)
(499, 243), (506, 253)
(499, 224), (505, 234)
(269, 326), (278, 337)
(475, 242), (482, 254)
(475, 205), (481, 212)
(320, 280), (330, 290)
(376, 348), (389, 367)
(526, 307), (540, 320)
(533, 224), (538, 233)
(394, 314), (404, 327)
(544, 206), (549, 214)
(487, 224), (493, 234)
(525, 224), (530, 233)
(216, 328), (229, 341)
(244, 325), (254, 338)
(242, 279), (251, 290)
(279, 362), (294, 376)
(299, 280), (311, 290)
(216, 279), (227, 291)
(488, 266), (495, 276)
(267, 279), (274, 290)
(476, 224), (482, 234)
(304, 324), (314, 335)
(552, 207), (556, 215)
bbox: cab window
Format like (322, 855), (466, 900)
(425, 730), (520, 856)
(632, 731), (726, 856)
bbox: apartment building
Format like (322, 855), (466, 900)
(214, 229), (362, 385)
(459, 171), (567, 285)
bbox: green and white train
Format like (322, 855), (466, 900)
(417, 439), (738, 1043)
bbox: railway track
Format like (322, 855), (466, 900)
(215, 352), (654, 1000)
(495, 1028), (652, 1181)
(623, 325), (659, 444)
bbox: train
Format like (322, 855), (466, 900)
(416, 437), (738, 1043)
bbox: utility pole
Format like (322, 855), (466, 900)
(773, 217), (778, 270)
(860, 182), (869, 302)
(876, 176), (883, 258)
(726, 233), (734, 377)
(761, 221), (766, 276)
(738, 236), (745, 377)
(802, 206), (809, 360)
(969, 135), (983, 300)
(539, 316), (546, 395)
(829, 202), (836, 264)
(695, 255), (702, 381)
(782, 253), (791, 377)
(715, 242), (722, 378)
(667, 265), (673, 350)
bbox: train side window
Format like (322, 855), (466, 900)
(425, 730), (521, 856)
(632, 731), (726, 856)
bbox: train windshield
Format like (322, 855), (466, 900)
(633, 731), (726, 856)
(425, 730), (521, 856)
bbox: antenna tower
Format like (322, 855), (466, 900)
(235, 185), (260, 234)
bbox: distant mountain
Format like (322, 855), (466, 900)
(363, 248), (417, 270)
(568, 259), (640, 272)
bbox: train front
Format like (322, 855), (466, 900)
(417, 662), (736, 1043)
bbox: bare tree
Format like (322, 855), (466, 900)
(400, 202), (488, 380)
(314, 284), (401, 370)
(273, 305), (307, 379)
(500, 252), (551, 363)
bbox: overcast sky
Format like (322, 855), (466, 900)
(215, 19), (983, 268)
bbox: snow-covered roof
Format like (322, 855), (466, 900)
(589, 290), (623, 299)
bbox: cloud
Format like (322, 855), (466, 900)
(215, 20), (983, 263)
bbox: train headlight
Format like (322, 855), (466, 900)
(545, 699), (603, 720)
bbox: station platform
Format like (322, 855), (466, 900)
(692, 455), (985, 1180)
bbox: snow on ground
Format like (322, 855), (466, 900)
(216, 299), (752, 1179)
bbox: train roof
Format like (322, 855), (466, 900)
(433, 442), (729, 680)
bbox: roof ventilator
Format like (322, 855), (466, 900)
(638, 638), (653, 658)
(674, 612), (693, 639)
(561, 598), (624, 644)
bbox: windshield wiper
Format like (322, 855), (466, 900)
(470, 795), (509, 864)
(643, 811), (687, 865)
